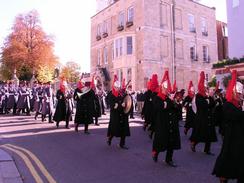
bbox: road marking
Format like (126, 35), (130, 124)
(5, 144), (57, 183)
(1, 145), (44, 183)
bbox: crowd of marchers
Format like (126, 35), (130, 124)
(0, 69), (243, 183)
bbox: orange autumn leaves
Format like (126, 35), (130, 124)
(0, 10), (58, 82)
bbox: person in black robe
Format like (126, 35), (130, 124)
(141, 79), (153, 131)
(53, 80), (72, 129)
(213, 83), (225, 136)
(90, 76), (101, 126)
(183, 81), (196, 135)
(152, 71), (181, 167)
(107, 75), (130, 149)
(212, 70), (244, 183)
(190, 71), (217, 155)
(146, 74), (159, 139)
(73, 79), (95, 134)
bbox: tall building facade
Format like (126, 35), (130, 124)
(91, 0), (218, 91)
(216, 20), (228, 61)
(226, 0), (244, 58)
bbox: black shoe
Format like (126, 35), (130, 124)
(184, 128), (188, 135)
(119, 145), (129, 150)
(95, 123), (100, 126)
(65, 126), (70, 129)
(191, 144), (196, 152)
(152, 154), (158, 162)
(205, 151), (215, 156)
(166, 161), (177, 167)
(49, 121), (54, 123)
(56, 122), (59, 128)
(107, 139), (111, 146)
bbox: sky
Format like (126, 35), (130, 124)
(0, 0), (227, 72)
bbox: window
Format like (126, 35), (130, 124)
(188, 14), (195, 32)
(203, 46), (209, 62)
(127, 6), (134, 22)
(103, 47), (108, 64)
(97, 24), (101, 36)
(103, 21), (107, 33)
(222, 25), (228, 37)
(233, 0), (239, 8)
(115, 39), (119, 58)
(176, 39), (183, 59)
(111, 42), (114, 60)
(119, 38), (123, 56)
(160, 36), (168, 58)
(118, 12), (125, 26)
(160, 3), (167, 27)
(127, 36), (133, 55)
(175, 9), (182, 29)
(201, 18), (208, 34)
(97, 49), (101, 65)
(190, 44), (197, 61)
(127, 68), (132, 81)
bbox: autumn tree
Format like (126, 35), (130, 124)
(0, 10), (58, 81)
(60, 61), (81, 83)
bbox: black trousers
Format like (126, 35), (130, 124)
(108, 136), (126, 147)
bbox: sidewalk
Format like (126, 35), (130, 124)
(0, 149), (23, 183)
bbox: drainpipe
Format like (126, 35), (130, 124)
(170, 0), (176, 82)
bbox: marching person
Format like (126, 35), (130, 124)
(183, 81), (196, 135)
(53, 79), (73, 129)
(213, 81), (225, 136)
(152, 70), (181, 167)
(5, 82), (17, 114)
(41, 81), (54, 123)
(147, 74), (159, 139)
(190, 71), (217, 155)
(141, 79), (153, 131)
(90, 76), (101, 126)
(107, 75), (130, 149)
(73, 78), (94, 134)
(34, 82), (44, 120)
(16, 81), (31, 115)
(212, 70), (244, 183)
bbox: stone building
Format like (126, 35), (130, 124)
(91, 0), (218, 91)
(226, 0), (244, 58)
(216, 20), (228, 61)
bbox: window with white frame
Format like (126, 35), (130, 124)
(203, 46), (209, 62)
(103, 47), (108, 64)
(118, 12), (125, 26)
(233, 0), (239, 8)
(190, 43), (197, 61)
(188, 14), (195, 32)
(97, 49), (101, 65)
(127, 36), (133, 55)
(119, 38), (123, 56)
(201, 18), (207, 33)
(127, 6), (134, 22)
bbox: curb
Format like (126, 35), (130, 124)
(0, 149), (23, 183)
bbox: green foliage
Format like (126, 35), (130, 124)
(37, 65), (54, 83)
(208, 76), (216, 87)
(212, 57), (244, 69)
(222, 75), (232, 89)
(60, 61), (81, 83)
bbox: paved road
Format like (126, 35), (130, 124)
(0, 113), (234, 183)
